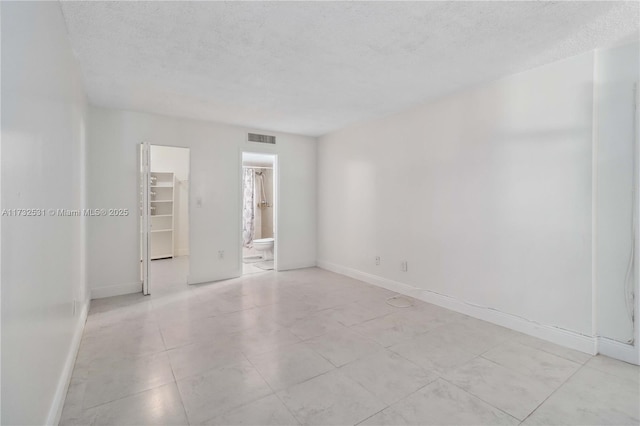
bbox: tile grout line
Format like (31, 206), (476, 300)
(515, 338), (593, 365)
(462, 354), (562, 416)
(438, 376), (521, 423)
(353, 406), (388, 426)
(350, 355), (443, 426)
(518, 361), (587, 424)
(477, 341), (584, 388)
(188, 355), (284, 425)
(77, 381), (182, 421)
(164, 334), (191, 425)
(386, 336), (498, 412)
(581, 360), (640, 385)
(241, 352), (304, 426)
(168, 367), (191, 425)
(346, 308), (467, 350)
(72, 346), (174, 411)
(377, 326), (521, 421)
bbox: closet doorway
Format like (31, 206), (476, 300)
(241, 152), (277, 275)
(140, 144), (191, 295)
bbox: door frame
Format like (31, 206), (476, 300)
(239, 151), (279, 274)
(139, 142), (151, 295)
(139, 143), (192, 295)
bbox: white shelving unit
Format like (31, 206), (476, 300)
(150, 172), (175, 260)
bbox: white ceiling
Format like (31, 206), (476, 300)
(60, 1), (639, 137)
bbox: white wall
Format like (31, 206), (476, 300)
(318, 52), (596, 346)
(595, 43), (639, 350)
(87, 107), (316, 296)
(1, 2), (88, 425)
(150, 145), (190, 256)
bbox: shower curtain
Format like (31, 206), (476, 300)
(242, 168), (255, 247)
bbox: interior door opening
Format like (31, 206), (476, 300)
(241, 152), (277, 275)
(139, 144), (191, 295)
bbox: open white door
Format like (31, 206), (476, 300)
(140, 141), (151, 295)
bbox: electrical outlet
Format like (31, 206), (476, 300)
(401, 261), (408, 272)
(375, 256), (380, 266)
(218, 250), (224, 259)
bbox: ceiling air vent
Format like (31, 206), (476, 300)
(248, 133), (276, 144)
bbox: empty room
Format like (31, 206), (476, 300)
(1, 1), (640, 425)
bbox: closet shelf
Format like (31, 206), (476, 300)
(150, 171), (175, 260)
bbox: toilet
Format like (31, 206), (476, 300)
(253, 237), (274, 260)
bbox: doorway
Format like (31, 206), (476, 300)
(241, 152), (277, 275)
(140, 144), (191, 295)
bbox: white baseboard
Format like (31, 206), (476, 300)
(317, 260), (597, 355)
(46, 300), (89, 426)
(90, 282), (141, 299)
(598, 337), (639, 365)
(187, 272), (240, 286)
(276, 260), (316, 272)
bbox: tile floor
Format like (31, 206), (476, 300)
(149, 256), (190, 295)
(243, 246), (274, 275)
(61, 267), (640, 426)
(242, 245), (268, 275)
(243, 261), (267, 275)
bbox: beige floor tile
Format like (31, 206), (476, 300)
(361, 379), (519, 426)
(350, 310), (445, 348)
(523, 366), (640, 425)
(176, 360), (272, 425)
(482, 341), (581, 387)
(61, 267), (637, 426)
(278, 370), (386, 426)
(248, 342), (335, 390)
(585, 354), (640, 384)
(516, 334), (593, 364)
(92, 383), (188, 426)
(442, 357), (555, 420)
(389, 331), (478, 374)
(232, 325), (302, 357)
(287, 310), (348, 340)
(167, 339), (247, 380)
(82, 352), (175, 409)
(208, 394), (299, 425)
(306, 328), (383, 367)
(323, 301), (391, 327)
(340, 349), (438, 405)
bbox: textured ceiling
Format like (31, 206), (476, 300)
(60, 1), (639, 136)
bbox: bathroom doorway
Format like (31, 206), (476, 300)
(139, 144), (191, 294)
(241, 152), (277, 275)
